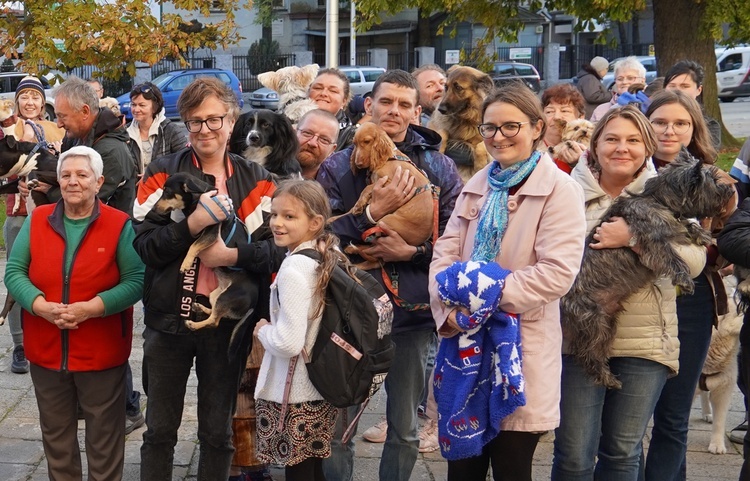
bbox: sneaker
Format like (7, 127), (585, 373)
(11, 345), (29, 374)
(418, 419), (439, 453)
(125, 411), (145, 435)
(362, 419), (388, 443)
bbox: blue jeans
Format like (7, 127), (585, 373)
(140, 325), (248, 481)
(645, 275), (713, 481)
(552, 355), (669, 481)
(322, 328), (433, 481)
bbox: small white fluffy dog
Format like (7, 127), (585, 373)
(258, 64), (319, 124)
(697, 275), (743, 454)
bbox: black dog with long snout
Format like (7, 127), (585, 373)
(152, 172), (259, 335)
(0, 136), (59, 207)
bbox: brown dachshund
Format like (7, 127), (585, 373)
(340, 123), (435, 269)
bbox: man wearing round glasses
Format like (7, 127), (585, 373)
(295, 109), (340, 179)
(591, 57), (647, 122)
(132, 77), (282, 481)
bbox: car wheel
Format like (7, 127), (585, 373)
(44, 104), (56, 121)
(719, 96), (736, 103)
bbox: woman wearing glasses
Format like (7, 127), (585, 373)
(132, 77), (282, 481)
(429, 83), (586, 481)
(126, 82), (186, 174)
(591, 57), (647, 122)
(551, 105), (707, 480)
(663, 60), (722, 149)
(643, 90), (737, 480)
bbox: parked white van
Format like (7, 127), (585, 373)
(716, 46), (750, 102)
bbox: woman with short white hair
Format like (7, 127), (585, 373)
(591, 57), (647, 122)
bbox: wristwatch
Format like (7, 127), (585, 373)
(412, 245), (427, 263)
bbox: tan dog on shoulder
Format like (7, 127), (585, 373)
(338, 123), (435, 270)
(428, 65), (494, 183)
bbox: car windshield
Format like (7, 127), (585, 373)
(492, 64), (515, 76)
(151, 73), (175, 90)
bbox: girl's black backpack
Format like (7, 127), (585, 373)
(296, 249), (395, 409)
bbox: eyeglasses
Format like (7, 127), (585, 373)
(298, 128), (334, 147)
(477, 122), (530, 139)
(184, 115), (227, 133)
(131, 83), (155, 99)
(650, 120), (692, 135)
(615, 76), (641, 83)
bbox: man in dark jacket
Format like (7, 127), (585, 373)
(576, 56), (612, 119)
(717, 199), (750, 481)
(52, 76), (137, 213)
(317, 70), (463, 481)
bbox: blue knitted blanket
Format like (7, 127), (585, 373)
(434, 260), (526, 460)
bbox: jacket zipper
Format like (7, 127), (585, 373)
(58, 218), (94, 372)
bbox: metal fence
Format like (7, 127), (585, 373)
(388, 51), (418, 71)
(233, 54), (296, 92)
(151, 55), (216, 79)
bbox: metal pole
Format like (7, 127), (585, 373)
(350, 1), (356, 65)
(326, 0), (339, 67)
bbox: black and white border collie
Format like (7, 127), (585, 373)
(229, 109), (301, 179)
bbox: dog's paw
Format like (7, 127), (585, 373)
(0, 316), (5, 326)
(703, 413), (713, 423)
(184, 320), (198, 331)
(709, 439), (727, 454)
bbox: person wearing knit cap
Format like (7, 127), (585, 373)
(575, 56), (612, 119)
(14, 76), (64, 146)
(3, 75), (63, 376)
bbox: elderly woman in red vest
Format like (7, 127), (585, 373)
(4, 145), (144, 481)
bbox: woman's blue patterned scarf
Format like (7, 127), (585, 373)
(471, 150), (542, 262)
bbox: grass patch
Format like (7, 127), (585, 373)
(717, 149), (739, 172)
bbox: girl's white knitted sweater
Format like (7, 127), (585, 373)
(254, 241), (325, 404)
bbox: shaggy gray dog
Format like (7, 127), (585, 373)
(561, 150), (735, 389)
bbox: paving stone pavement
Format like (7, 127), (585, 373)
(0, 256), (746, 480)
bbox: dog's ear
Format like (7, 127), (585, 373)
(297, 64), (320, 87)
(5, 135), (16, 148)
(275, 113), (300, 163)
(373, 128), (395, 161)
(258, 71), (280, 91)
(228, 112), (251, 155)
(476, 73), (495, 96)
(183, 176), (211, 195)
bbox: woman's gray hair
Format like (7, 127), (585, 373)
(614, 56), (647, 78)
(57, 146), (104, 180)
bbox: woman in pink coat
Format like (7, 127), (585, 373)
(429, 83), (587, 481)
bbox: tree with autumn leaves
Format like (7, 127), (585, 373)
(354, 0), (750, 147)
(0, 0), (248, 79)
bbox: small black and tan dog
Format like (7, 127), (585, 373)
(153, 172), (259, 332)
(229, 109), (301, 179)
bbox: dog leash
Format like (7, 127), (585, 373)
(198, 195), (233, 224)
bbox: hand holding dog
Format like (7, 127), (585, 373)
(590, 217), (636, 251)
(556, 141), (586, 166)
(197, 239), (238, 268)
(187, 191), (233, 235)
(359, 221), (414, 262)
(368, 165), (415, 221)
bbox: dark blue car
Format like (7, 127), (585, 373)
(117, 68), (244, 120)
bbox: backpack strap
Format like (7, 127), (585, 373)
(278, 355), (300, 432)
